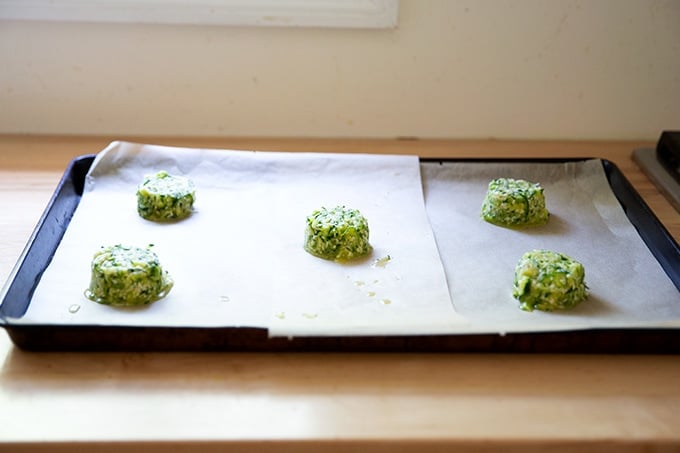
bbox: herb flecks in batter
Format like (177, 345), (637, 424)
(513, 249), (588, 312)
(136, 171), (195, 222)
(85, 244), (173, 307)
(481, 178), (549, 227)
(304, 206), (372, 261)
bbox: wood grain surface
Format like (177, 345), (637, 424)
(1, 135), (679, 452)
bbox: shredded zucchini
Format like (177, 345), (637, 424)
(304, 206), (372, 261)
(512, 249), (587, 312)
(481, 178), (549, 227)
(136, 170), (195, 221)
(85, 244), (174, 307)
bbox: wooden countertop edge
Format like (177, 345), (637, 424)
(0, 132), (656, 154)
(3, 438), (680, 453)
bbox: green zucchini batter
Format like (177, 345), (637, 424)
(85, 244), (174, 307)
(136, 170), (195, 221)
(304, 206), (372, 261)
(481, 178), (549, 227)
(512, 249), (588, 312)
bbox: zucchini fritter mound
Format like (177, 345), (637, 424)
(85, 244), (173, 307)
(304, 206), (372, 261)
(513, 249), (587, 312)
(482, 178), (549, 227)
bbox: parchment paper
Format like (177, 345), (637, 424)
(13, 144), (680, 336)
(422, 160), (680, 333)
(21, 142), (465, 335)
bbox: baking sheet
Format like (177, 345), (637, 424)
(2, 142), (680, 349)
(15, 142), (464, 336)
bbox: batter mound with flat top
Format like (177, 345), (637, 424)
(512, 249), (588, 312)
(481, 177), (549, 227)
(304, 206), (372, 261)
(136, 170), (195, 221)
(85, 244), (174, 307)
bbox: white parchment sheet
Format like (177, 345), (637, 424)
(422, 160), (680, 333)
(14, 145), (680, 336)
(21, 142), (465, 335)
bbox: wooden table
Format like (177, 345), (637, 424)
(1, 135), (679, 452)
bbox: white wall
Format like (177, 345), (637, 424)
(1, 0), (679, 140)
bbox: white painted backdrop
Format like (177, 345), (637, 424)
(1, 0), (678, 140)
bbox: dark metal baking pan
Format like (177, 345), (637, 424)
(1, 155), (679, 353)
